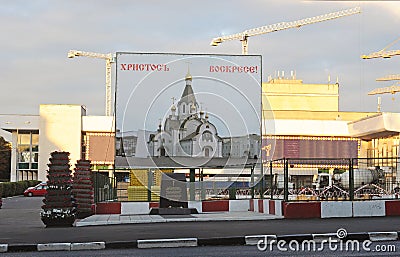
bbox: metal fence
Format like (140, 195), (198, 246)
(261, 157), (400, 201)
(106, 158), (400, 202)
(93, 172), (117, 203)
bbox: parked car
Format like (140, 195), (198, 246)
(24, 182), (48, 197)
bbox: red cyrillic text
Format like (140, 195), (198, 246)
(120, 63), (170, 72)
(209, 65), (258, 73)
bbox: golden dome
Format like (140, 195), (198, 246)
(185, 70), (192, 81)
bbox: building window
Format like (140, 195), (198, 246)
(202, 131), (213, 142)
(16, 132), (39, 181)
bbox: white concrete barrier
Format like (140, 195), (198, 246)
(70, 242), (105, 251)
(121, 202), (149, 215)
(263, 200), (269, 214)
(245, 235), (277, 246)
(229, 200), (249, 212)
(37, 243), (71, 251)
(253, 199), (259, 212)
(321, 201), (352, 218)
(188, 201), (202, 213)
(352, 201), (385, 217)
(312, 233), (339, 243)
(0, 244), (8, 253)
(368, 232), (398, 241)
(137, 238), (197, 248)
(274, 200), (283, 216)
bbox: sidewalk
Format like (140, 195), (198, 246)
(76, 211), (283, 227)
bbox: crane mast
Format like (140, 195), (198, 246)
(210, 7), (361, 54)
(68, 50), (114, 116)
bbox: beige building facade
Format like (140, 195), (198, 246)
(262, 77), (377, 163)
(1, 104), (114, 182)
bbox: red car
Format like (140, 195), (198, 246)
(24, 182), (48, 197)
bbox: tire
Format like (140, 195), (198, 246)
(28, 192), (33, 197)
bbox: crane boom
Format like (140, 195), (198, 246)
(68, 50), (115, 116)
(211, 7), (361, 54)
(376, 74), (400, 81)
(368, 84), (400, 95)
(67, 50), (113, 60)
(362, 50), (400, 59)
(362, 36), (400, 59)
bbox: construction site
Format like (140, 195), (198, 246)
(3, 5), (400, 219)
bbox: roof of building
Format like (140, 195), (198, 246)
(115, 156), (259, 169)
(348, 112), (400, 140)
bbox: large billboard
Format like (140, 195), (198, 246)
(115, 53), (262, 172)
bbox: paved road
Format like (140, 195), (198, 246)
(1, 196), (400, 245)
(2, 243), (399, 257)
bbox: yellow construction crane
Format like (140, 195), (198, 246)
(368, 84), (400, 96)
(361, 37), (400, 59)
(68, 50), (114, 116)
(362, 37), (400, 111)
(210, 7), (361, 54)
(362, 50), (400, 59)
(376, 74), (400, 81)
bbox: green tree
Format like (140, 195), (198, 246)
(0, 136), (11, 180)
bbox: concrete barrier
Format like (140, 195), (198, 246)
(321, 201), (352, 218)
(274, 200), (283, 216)
(368, 232), (398, 241)
(249, 199), (254, 211)
(137, 238), (197, 248)
(121, 202), (149, 215)
(96, 199), (400, 219)
(0, 244), (8, 253)
(229, 200), (249, 212)
(245, 235), (277, 246)
(37, 243), (71, 251)
(253, 199), (259, 212)
(188, 201), (202, 212)
(70, 242), (105, 251)
(263, 199), (269, 214)
(282, 202), (321, 219)
(202, 200), (229, 212)
(385, 200), (400, 216)
(96, 202), (121, 214)
(353, 200), (385, 217)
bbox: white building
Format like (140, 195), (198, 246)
(148, 71), (223, 158)
(1, 104), (114, 182)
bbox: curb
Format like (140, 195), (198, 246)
(2, 231), (400, 252)
(137, 238), (197, 249)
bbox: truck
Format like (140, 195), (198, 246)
(313, 166), (385, 191)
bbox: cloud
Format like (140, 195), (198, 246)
(0, 0), (400, 117)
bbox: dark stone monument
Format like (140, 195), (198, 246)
(149, 173), (198, 215)
(160, 173), (188, 208)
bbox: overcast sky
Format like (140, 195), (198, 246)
(1, 0), (400, 118)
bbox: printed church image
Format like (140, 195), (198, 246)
(146, 69), (260, 159)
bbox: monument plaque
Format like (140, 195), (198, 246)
(149, 172), (198, 215)
(160, 173), (188, 208)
